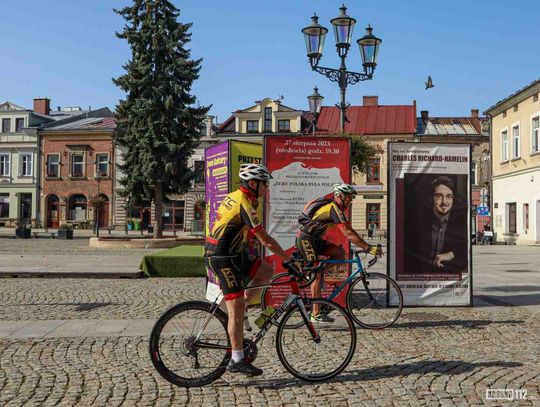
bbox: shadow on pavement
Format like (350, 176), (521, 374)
(390, 319), (524, 329)
(474, 293), (540, 307)
(247, 360), (523, 389)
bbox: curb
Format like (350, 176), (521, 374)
(0, 271), (143, 279)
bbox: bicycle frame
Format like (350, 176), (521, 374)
(199, 273), (320, 351)
(316, 254), (371, 303)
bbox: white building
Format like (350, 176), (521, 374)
(485, 78), (540, 244)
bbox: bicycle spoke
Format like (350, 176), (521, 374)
(150, 302), (230, 386)
(276, 299), (356, 381)
(347, 273), (403, 329)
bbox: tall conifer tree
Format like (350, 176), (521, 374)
(113, 0), (210, 238)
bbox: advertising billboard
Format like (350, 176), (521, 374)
(388, 142), (472, 306)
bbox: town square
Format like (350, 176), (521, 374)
(1, 0), (540, 406)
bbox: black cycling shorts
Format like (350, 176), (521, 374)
(295, 233), (332, 262)
(205, 251), (261, 301)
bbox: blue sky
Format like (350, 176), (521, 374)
(1, 1), (539, 123)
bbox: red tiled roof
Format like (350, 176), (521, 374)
(315, 104), (417, 135)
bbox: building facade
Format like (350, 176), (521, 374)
(314, 96), (417, 235)
(485, 78), (540, 244)
(38, 108), (116, 229)
(0, 99), (56, 227)
(417, 109), (490, 236)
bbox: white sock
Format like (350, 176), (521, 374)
(232, 349), (244, 363)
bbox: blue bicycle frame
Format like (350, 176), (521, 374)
(315, 252), (376, 302)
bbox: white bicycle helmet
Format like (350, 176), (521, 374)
(333, 183), (357, 196)
(239, 163), (273, 181)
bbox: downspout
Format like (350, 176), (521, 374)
(485, 112), (493, 240)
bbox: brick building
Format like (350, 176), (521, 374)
(38, 108), (116, 229)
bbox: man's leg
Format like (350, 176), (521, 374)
(225, 296), (245, 354)
(312, 244), (346, 319)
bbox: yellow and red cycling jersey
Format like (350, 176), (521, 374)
(298, 194), (348, 239)
(206, 186), (262, 256)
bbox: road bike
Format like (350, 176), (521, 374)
(149, 261), (357, 387)
(261, 247), (403, 329)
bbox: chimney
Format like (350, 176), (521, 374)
(421, 110), (429, 121)
(471, 109), (479, 118)
(33, 98), (51, 115)
(363, 96), (378, 106)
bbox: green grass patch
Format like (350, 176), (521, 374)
(140, 245), (206, 277)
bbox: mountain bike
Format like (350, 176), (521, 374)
(149, 261), (357, 387)
(261, 247), (403, 329)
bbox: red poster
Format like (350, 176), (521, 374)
(264, 136), (351, 306)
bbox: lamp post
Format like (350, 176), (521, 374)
(307, 86), (324, 135)
(302, 5), (382, 132)
(95, 176), (102, 238)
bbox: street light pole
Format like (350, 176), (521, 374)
(307, 86), (324, 135)
(95, 176), (101, 238)
(302, 6), (382, 133)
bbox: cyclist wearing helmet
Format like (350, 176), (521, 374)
(205, 163), (290, 377)
(296, 183), (383, 322)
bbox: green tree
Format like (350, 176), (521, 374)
(328, 133), (378, 175)
(113, 0), (210, 238)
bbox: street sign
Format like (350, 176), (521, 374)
(477, 206), (490, 216)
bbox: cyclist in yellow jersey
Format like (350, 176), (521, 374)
(296, 183), (383, 322)
(205, 163), (290, 377)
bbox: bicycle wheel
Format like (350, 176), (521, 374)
(260, 272), (316, 328)
(149, 301), (230, 387)
(346, 272), (403, 329)
(276, 298), (356, 382)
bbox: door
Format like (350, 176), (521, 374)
(98, 199), (109, 228)
(18, 193), (32, 226)
(47, 195), (59, 228)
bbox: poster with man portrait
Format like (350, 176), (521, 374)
(388, 143), (472, 306)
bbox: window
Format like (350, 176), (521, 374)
(471, 162), (477, 185)
(366, 203), (381, 229)
(68, 194), (87, 220)
(264, 107), (272, 131)
(46, 154), (60, 178)
(366, 158), (381, 183)
(20, 154), (32, 176)
(506, 202), (516, 234)
(512, 125), (520, 158)
(0, 154), (10, 176)
(71, 153), (84, 177)
(523, 203), (529, 230)
(501, 130), (508, 162)
(0, 193), (9, 218)
(278, 119), (290, 132)
(246, 120), (259, 133)
(1, 118), (10, 132)
(193, 160), (205, 184)
(15, 118), (24, 132)
(532, 116), (539, 153)
(95, 154), (109, 177)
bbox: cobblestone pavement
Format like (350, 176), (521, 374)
(1, 277), (539, 406)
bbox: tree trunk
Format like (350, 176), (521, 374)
(154, 182), (164, 239)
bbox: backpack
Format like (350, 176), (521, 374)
(298, 194), (334, 226)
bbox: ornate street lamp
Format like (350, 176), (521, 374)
(302, 5), (382, 132)
(301, 14), (328, 68)
(307, 86), (324, 135)
(357, 25), (382, 75)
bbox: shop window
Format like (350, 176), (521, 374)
(366, 203), (380, 229)
(68, 194), (87, 220)
(506, 202), (516, 234)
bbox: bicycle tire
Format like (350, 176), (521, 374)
(346, 272), (403, 329)
(260, 272), (316, 328)
(275, 298), (356, 382)
(149, 301), (230, 387)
